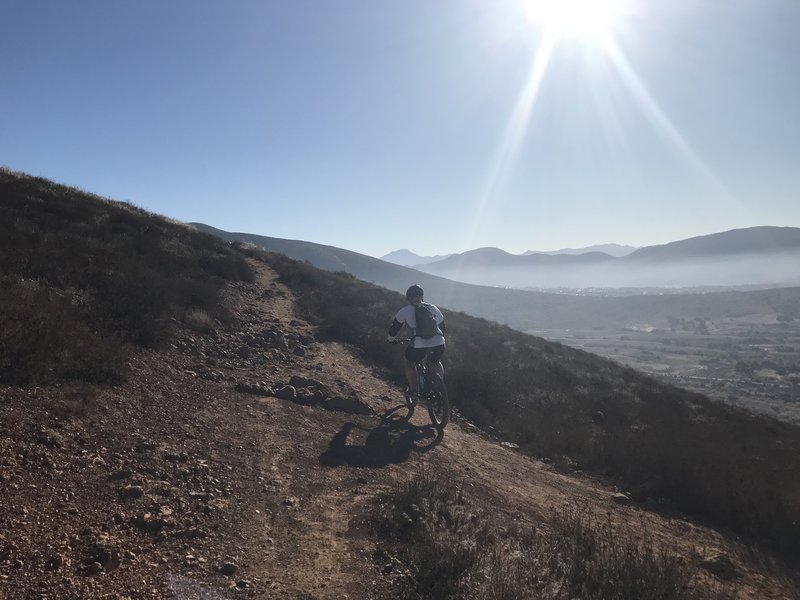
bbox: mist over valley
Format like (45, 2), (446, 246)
(410, 227), (800, 291)
(196, 223), (800, 423)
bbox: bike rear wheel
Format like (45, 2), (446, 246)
(426, 373), (449, 429)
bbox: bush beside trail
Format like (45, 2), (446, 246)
(377, 471), (734, 600)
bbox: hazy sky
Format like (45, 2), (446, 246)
(2, 0), (799, 257)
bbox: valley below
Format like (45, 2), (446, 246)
(531, 315), (800, 424)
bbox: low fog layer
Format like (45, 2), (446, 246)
(416, 251), (800, 290)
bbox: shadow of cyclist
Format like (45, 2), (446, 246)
(319, 407), (443, 468)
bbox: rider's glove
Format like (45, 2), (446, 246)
(387, 334), (396, 342)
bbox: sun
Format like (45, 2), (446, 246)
(522, 0), (629, 41)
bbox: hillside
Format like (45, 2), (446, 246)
(2, 171), (800, 598)
(7, 257), (796, 599)
(626, 226), (800, 260)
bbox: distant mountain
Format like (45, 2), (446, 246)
(418, 247), (616, 269)
(524, 244), (637, 257)
(192, 223), (800, 332)
(415, 227), (800, 289)
(381, 249), (452, 266)
(625, 226), (800, 260)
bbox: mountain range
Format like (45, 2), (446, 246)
(192, 223), (800, 332)
(410, 227), (800, 289)
(380, 244), (636, 267)
(523, 243), (638, 257)
(380, 249), (453, 266)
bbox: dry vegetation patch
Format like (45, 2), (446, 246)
(376, 471), (734, 600)
(0, 169), (253, 384)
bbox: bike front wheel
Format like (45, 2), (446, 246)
(426, 373), (449, 429)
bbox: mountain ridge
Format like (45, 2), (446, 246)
(525, 243), (637, 257)
(625, 226), (800, 260)
(380, 248), (453, 266)
(191, 222), (800, 333)
(413, 226), (800, 289)
(384, 227), (799, 272)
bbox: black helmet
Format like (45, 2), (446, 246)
(405, 284), (424, 301)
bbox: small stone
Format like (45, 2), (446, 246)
(612, 492), (631, 505)
(135, 440), (157, 453)
(701, 554), (741, 581)
(118, 485), (144, 500)
(111, 469), (133, 480)
(274, 385), (297, 401)
(45, 553), (64, 571)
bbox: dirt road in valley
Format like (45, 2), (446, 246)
(0, 260), (794, 599)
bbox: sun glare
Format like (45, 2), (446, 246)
(522, 0), (628, 40)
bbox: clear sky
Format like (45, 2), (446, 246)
(2, 0), (799, 257)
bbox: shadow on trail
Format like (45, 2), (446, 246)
(319, 405), (443, 468)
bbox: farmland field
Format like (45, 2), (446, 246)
(530, 317), (800, 424)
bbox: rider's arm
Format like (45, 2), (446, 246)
(388, 318), (403, 337)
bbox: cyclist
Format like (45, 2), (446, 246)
(387, 284), (446, 404)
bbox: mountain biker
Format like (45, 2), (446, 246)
(387, 284), (446, 403)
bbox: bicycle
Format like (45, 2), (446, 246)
(390, 340), (450, 429)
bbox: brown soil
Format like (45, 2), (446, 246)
(0, 261), (796, 599)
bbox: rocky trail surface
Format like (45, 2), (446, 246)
(0, 261), (795, 598)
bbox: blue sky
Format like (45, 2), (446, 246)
(2, 0), (799, 257)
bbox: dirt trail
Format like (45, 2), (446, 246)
(0, 260), (795, 599)
(232, 262), (792, 599)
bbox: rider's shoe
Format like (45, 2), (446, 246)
(404, 389), (419, 408)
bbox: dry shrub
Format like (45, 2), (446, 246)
(184, 309), (215, 333)
(1, 170), (255, 384)
(0, 280), (124, 384)
(51, 383), (99, 418)
(379, 472), (733, 600)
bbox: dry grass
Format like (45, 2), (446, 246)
(184, 309), (216, 333)
(0, 169), (254, 384)
(379, 471), (734, 600)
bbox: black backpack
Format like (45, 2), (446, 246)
(414, 303), (440, 339)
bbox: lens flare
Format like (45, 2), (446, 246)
(522, 0), (630, 39)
